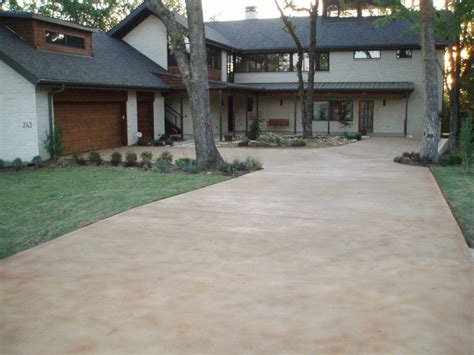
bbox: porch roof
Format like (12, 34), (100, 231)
(240, 81), (415, 93)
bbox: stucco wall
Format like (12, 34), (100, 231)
(123, 15), (168, 69)
(127, 91), (138, 145)
(0, 60), (41, 162)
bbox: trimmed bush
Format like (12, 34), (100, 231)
(137, 138), (151, 146)
(165, 139), (174, 146)
(88, 151), (102, 165)
(153, 140), (165, 147)
(393, 151), (430, 166)
(140, 151), (153, 168)
(439, 155), (463, 166)
(72, 154), (87, 166)
(341, 132), (362, 141)
(238, 139), (250, 147)
(32, 155), (43, 168)
(288, 138), (306, 147)
(125, 152), (138, 167)
(248, 119), (260, 140)
(155, 158), (173, 173)
(12, 158), (23, 171)
(257, 134), (282, 145)
(175, 158), (198, 174)
(245, 157), (263, 171)
(159, 151), (173, 163)
(110, 152), (122, 166)
(0, 159), (4, 169)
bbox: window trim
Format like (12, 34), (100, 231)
(44, 30), (85, 49)
(396, 49), (413, 59)
(353, 50), (381, 60)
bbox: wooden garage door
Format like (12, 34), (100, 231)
(55, 102), (125, 155)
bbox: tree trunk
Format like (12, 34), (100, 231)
(304, 2), (318, 139)
(148, 0), (223, 169)
(420, 0), (440, 162)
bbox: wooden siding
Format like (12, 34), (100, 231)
(54, 89), (127, 103)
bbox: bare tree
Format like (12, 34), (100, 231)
(147, 0), (223, 168)
(420, 0), (440, 162)
(275, 0), (318, 139)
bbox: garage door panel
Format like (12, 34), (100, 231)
(54, 102), (125, 155)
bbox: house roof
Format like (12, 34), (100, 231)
(0, 10), (96, 32)
(0, 25), (170, 90)
(205, 17), (446, 52)
(109, 3), (236, 49)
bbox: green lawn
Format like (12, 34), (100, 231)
(0, 166), (227, 259)
(431, 166), (474, 247)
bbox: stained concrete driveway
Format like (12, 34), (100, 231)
(1, 138), (472, 354)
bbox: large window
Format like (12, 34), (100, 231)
(267, 53), (291, 72)
(353, 50), (381, 59)
(313, 100), (353, 122)
(45, 30), (85, 49)
(207, 47), (221, 70)
(295, 52), (330, 71)
(236, 52), (330, 73)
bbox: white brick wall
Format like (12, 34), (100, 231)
(35, 89), (50, 159)
(123, 15), (168, 69)
(0, 60), (41, 162)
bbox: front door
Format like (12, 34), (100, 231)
(359, 100), (374, 134)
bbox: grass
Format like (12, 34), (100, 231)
(431, 166), (474, 247)
(0, 166), (228, 259)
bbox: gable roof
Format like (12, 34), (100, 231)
(0, 10), (96, 32)
(205, 16), (446, 52)
(109, 3), (236, 49)
(0, 25), (170, 90)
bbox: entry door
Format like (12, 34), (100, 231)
(137, 100), (154, 140)
(359, 100), (374, 134)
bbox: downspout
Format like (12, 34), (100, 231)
(47, 84), (65, 159)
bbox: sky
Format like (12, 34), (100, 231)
(201, 0), (446, 21)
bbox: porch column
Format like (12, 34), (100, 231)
(219, 90), (223, 141)
(293, 94), (297, 134)
(404, 93), (409, 136)
(232, 94), (236, 138)
(245, 95), (249, 136)
(180, 95), (184, 140)
(256, 93), (259, 125)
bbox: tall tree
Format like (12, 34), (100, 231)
(275, 0), (318, 139)
(420, 0), (440, 162)
(148, 0), (223, 168)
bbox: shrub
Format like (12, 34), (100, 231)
(153, 140), (165, 147)
(257, 134), (282, 145)
(393, 151), (430, 166)
(72, 154), (87, 166)
(244, 157), (263, 171)
(248, 119), (260, 140)
(219, 161), (232, 175)
(88, 151), (102, 165)
(125, 152), (138, 167)
(110, 151), (122, 166)
(341, 132), (362, 141)
(140, 151), (153, 162)
(12, 158), (23, 171)
(44, 124), (63, 159)
(0, 159), (4, 169)
(137, 138), (150, 146)
(155, 158), (173, 173)
(31, 155), (43, 168)
(238, 139), (250, 147)
(439, 154), (463, 166)
(175, 158), (198, 174)
(159, 151), (173, 163)
(459, 117), (473, 173)
(165, 139), (174, 146)
(288, 138), (306, 147)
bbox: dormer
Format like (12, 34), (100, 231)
(323, 0), (393, 18)
(0, 11), (93, 56)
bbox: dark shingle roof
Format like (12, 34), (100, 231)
(205, 17), (446, 51)
(0, 25), (170, 90)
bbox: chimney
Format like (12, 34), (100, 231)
(245, 6), (258, 20)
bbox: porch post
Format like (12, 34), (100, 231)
(219, 90), (223, 141)
(256, 93), (260, 127)
(293, 94), (297, 135)
(245, 95), (249, 136)
(180, 95), (184, 140)
(404, 93), (409, 136)
(232, 94), (236, 138)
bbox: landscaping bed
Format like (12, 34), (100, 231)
(0, 166), (229, 259)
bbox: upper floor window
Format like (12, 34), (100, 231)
(397, 49), (412, 58)
(267, 53), (291, 72)
(207, 47), (221, 70)
(354, 50), (381, 59)
(325, 0), (392, 18)
(45, 30), (85, 49)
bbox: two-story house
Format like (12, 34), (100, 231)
(0, 1), (445, 161)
